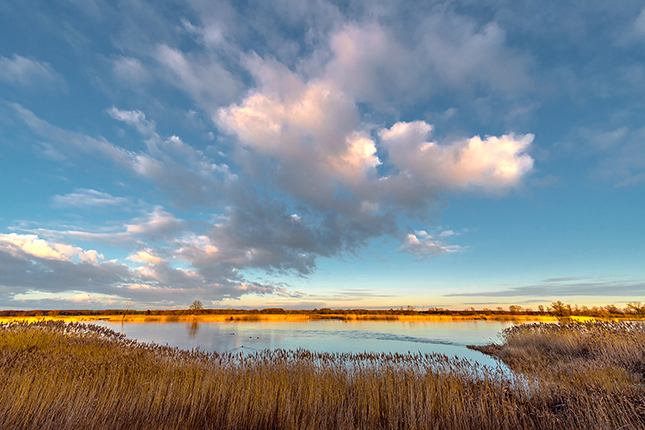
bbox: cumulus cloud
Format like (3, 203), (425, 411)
(212, 49), (534, 284)
(300, 16), (532, 109)
(218, 77), (380, 205)
(0, 54), (66, 90)
(180, 47), (533, 285)
(221, 58), (534, 203)
(125, 206), (183, 236)
(0, 233), (104, 265)
(127, 249), (165, 265)
(0, 230), (287, 308)
(379, 121), (534, 191)
(398, 230), (463, 259)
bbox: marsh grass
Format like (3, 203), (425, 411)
(471, 322), (645, 389)
(470, 321), (645, 428)
(1, 321), (644, 429)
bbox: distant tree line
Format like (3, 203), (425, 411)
(1, 301), (644, 318)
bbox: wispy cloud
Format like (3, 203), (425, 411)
(112, 56), (150, 85)
(445, 276), (645, 297)
(53, 189), (129, 208)
(0, 54), (66, 90)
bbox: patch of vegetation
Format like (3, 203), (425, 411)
(470, 321), (645, 427)
(470, 321), (645, 390)
(1, 321), (644, 429)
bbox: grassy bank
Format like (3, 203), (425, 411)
(1, 321), (644, 429)
(0, 313), (560, 324)
(470, 321), (645, 393)
(4, 301), (644, 324)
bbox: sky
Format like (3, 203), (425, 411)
(0, 0), (644, 311)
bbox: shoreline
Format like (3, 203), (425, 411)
(0, 314), (626, 324)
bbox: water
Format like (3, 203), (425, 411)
(93, 319), (517, 367)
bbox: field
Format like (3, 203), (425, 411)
(1, 321), (644, 429)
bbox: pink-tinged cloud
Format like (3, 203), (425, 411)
(380, 121), (534, 191)
(127, 250), (165, 265)
(218, 80), (380, 189)
(125, 206), (183, 235)
(0, 233), (104, 264)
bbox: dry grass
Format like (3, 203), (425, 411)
(471, 321), (645, 428)
(1, 321), (644, 429)
(472, 321), (645, 386)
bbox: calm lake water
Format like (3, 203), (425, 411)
(93, 320), (518, 367)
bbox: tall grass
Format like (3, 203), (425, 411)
(1, 321), (644, 429)
(471, 321), (645, 391)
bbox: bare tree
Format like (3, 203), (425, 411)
(626, 302), (645, 317)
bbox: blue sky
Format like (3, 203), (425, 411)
(1, 0), (644, 310)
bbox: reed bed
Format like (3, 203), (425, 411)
(1, 321), (644, 429)
(471, 321), (645, 390)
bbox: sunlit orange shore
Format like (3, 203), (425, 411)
(4, 302), (645, 324)
(2, 313), (636, 324)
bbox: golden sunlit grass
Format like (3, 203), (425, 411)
(1, 321), (644, 429)
(0, 313), (560, 324)
(471, 321), (645, 392)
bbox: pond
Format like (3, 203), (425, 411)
(92, 319), (518, 367)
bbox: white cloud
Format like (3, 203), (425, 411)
(379, 121), (534, 191)
(0, 54), (65, 89)
(217, 70), (381, 203)
(0, 233), (104, 264)
(127, 249), (165, 265)
(13, 290), (123, 306)
(0, 227), (288, 307)
(217, 40), (534, 211)
(125, 206), (183, 235)
(398, 230), (463, 258)
(107, 106), (157, 138)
